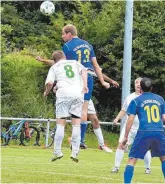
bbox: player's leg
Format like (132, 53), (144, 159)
(144, 150), (152, 174)
(80, 75), (94, 149)
(52, 97), (70, 162)
(69, 97), (83, 162)
(88, 100), (112, 153)
(160, 156), (165, 178)
(124, 158), (137, 184)
(111, 125), (126, 172)
(52, 118), (66, 162)
(70, 115), (81, 163)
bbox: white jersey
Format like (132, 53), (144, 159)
(45, 60), (85, 98)
(122, 92), (140, 130)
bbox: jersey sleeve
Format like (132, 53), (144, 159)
(62, 44), (70, 59)
(45, 66), (56, 84)
(122, 96), (129, 111)
(127, 100), (137, 116)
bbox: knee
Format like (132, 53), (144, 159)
(89, 115), (100, 129)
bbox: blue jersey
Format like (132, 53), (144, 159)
(127, 92), (165, 131)
(62, 37), (95, 71)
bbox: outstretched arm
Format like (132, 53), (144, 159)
(103, 74), (119, 88)
(91, 57), (110, 89)
(113, 110), (126, 124)
(36, 56), (54, 66)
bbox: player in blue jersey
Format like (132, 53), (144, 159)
(122, 77), (165, 183)
(36, 24), (119, 152)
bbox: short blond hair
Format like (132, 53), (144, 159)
(135, 77), (142, 83)
(52, 50), (66, 62)
(63, 24), (77, 36)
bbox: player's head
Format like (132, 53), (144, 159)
(140, 77), (152, 92)
(52, 50), (66, 63)
(62, 24), (78, 42)
(134, 77), (142, 93)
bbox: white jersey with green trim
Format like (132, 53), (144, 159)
(45, 60), (85, 98)
(122, 92), (141, 130)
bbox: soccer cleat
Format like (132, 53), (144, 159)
(70, 152), (79, 163)
(51, 152), (63, 162)
(98, 145), (113, 153)
(80, 143), (87, 149)
(111, 167), (119, 173)
(145, 168), (151, 174)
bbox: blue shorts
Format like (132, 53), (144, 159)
(129, 131), (165, 159)
(84, 74), (94, 101)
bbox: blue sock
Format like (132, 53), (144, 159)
(161, 160), (165, 178)
(124, 165), (134, 184)
(80, 122), (88, 144)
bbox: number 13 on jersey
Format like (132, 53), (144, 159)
(76, 49), (90, 63)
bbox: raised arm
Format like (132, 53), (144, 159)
(91, 57), (110, 89)
(36, 56), (54, 66)
(103, 74), (119, 88)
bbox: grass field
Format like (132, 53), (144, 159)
(1, 146), (164, 183)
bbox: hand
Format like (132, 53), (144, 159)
(82, 86), (89, 94)
(121, 137), (128, 148)
(102, 81), (110, 89)
(113, 118), (119, 125)
(53, 86), (58, 93)
(111, 80), (119, 88)
(36, 56), (44, 62)
(43, 91), (48, 97)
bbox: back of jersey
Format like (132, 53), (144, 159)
(54, 60), (84, 98)
(62, 38), (95, 71)
(135, 92), (165, 131)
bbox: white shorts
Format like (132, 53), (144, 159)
(88, 100), (96, 114)
(56, 97), (83, 118)
(119, 124), (138, 145)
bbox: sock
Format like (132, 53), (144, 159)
(144, 150), (151, 169)
(115, 148), (125, 168)
(162, 160), (165, 178)
(124, 165), (134, 184)
(80, 122), (88, 143)
(71, 125), (81, 154)
(94, 128), (104, 147)
(54, 124), (64, 154)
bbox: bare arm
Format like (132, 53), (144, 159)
(91, 57), (110, 89)
(122, 115), (135, 146)
(81, 69), (88, 93)
(36, 56), (54, 66)
(44, 82), (54, 96)
(113, 110), (126, 124)
(162, 114), (165, 124)
(103, 74), (119, 88)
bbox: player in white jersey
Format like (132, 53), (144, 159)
(44, 50), (88, 163)
(111, 77), (152, 174)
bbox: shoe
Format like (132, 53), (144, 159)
(99, 145), (113, 153)
(80, 143), (87, 149)
(70, 152), (79, 163)
(111, 167), (119, 173)
(145, 168), (151, 174)
(51, 152), (63, 162)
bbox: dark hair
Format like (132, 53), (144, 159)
(140, 77), (152, 92)
(52, 50), (66, 62)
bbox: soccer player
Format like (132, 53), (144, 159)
(111, 77), (151, 174)
(44, 50), (88, 163)
(122, 77), (165, 183)
(36, 24), (119, 152)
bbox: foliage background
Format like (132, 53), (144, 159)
(1, 1), (165, 123)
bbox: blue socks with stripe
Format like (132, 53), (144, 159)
(80, 122), (88, 143)
(162, 160), (165, 178)
(124, 165), (134, 183)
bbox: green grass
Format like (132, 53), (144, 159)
(1, 146), (164, 183)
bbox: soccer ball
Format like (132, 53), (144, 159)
(40, 1), (55, 15)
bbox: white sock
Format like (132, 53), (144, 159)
(94, 128), (104, 147)
(54, 124), (64, 154)
(71, 125), (81, 154)
(115, 148), (124, 168)
(144, 150), (151, 169)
